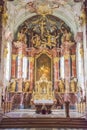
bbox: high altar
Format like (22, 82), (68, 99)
(5, 3), (77, 109)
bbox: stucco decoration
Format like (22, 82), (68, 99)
(6, 0), (83, 36)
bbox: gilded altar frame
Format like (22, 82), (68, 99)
(35, 51), (53, 82)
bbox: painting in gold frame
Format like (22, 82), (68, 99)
(35, 53), (52, 81)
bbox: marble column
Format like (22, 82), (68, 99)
(17, 47), (23, 92)
(64, 54), (71, 92)
(0, 9), (2, 108)
(11, 54), (17, 78)
(62, 42), (71, 93)
(71, 55), (76, 77)
(22, 56), (28, 80)
(75, 15), (87, 117)
(28, 57), (30, 80)
(0, 5), (4, 121)
(54, 57), (60, 89)
(0, 3), (2, 67)
(82, 7), (87, 119)
(29, 57), (34, 91)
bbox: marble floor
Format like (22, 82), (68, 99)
(4, 109), (85, 118)
(1, 109), (86, 130)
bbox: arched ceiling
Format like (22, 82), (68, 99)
(6, 0), (83, 36)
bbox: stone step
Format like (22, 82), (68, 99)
(0, 117), (87, 128)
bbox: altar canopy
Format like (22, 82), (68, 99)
(0, 0), (86, 111)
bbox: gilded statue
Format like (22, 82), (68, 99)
(9, 80), (16, 92)
(32, 34), (41, 48)
(17, 29), (27, 44)
(40, 73), (47, 81)
(61, 28), (73, 44)
(23, 81), (30, 92)
(58, 79), (65, 93)
(4, 47), (8, 57)
(70, 78), (77, 93)
(79, 8), (86, 26)
(40, 81), (47, 94)
(45, 31), (57, 48)
(2, 6), (8, 26)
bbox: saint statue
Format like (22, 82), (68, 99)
(10, 80), (16, 92)
(58, 79), (65, 93)
(23, 81), (30, 92)
(32, 34), (41, 48)
(70, 78), (77, 93)
(17, 29), (27, 44)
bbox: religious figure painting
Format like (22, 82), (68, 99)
(35, 53), (52, 81)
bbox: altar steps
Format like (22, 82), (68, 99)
(0, 117), (87, 128)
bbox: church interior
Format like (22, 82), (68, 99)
(0, 0), (87, 129)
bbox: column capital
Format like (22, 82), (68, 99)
(80, 47), (84, 57)
(54, 57), (60, 63)
(71, 55), (76, 61)
(29, 57), (34, 63)
(12, 54), (17, 60)
(64, 54), (70, 60)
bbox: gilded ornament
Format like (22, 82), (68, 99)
(58, 79), (65, 93)
(79, 9), (86, 26)
(12, 55), (17, 60)
(18, 54), (23, 58)
(4, 48), (8, 57)
(29, 57), (34, 63)
(54, 57), (59, 63)
(37, 4), (52, 16)
(70, 78), (77, 93)
(64, 54), (70, 60)
(71, 55), (76, 61)
(80, 47), (84, 57)
(2, 12), (8, 26)
(33, 75), (54, 100)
